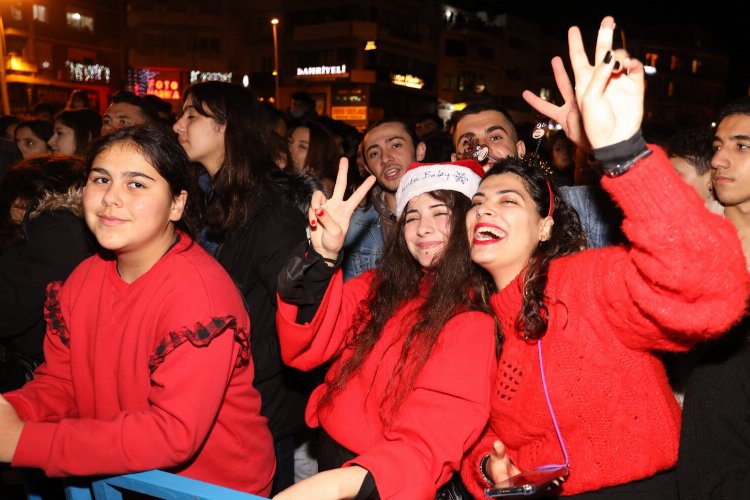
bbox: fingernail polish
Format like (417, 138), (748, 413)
(603, 51), (613, 64)
(315, 208), (324, 217)
(310, 219), (316, 227)
(613, 61), (621, 71)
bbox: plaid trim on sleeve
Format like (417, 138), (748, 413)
(44, 281), (70, 348)
(149, 316), (250, 373)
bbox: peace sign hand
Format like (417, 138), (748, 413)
(308, 157), (377, 261)
(569, 16), (645, 149)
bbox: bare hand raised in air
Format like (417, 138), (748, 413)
(569, 16), (645, 149)
(308, 157), (376, 261)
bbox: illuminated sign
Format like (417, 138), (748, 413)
(129, 69), (181, 100)
(296, 64), (348, 78)
(391, 74), (424, 89)
(147, 79), (180, 100)
(189, 71), (232, 83)
(331, 106), (367, 121)
(65, 60), (110, 83)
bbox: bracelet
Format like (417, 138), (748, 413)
(602, 147), (653, 178)
(322, 257), (338, 268)
(479, 454), (494, 486)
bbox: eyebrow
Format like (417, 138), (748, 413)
(90, 167), (156, 182)
(366, 135), (405, 153)
(406, 202), (447, 213)
(474, 188), (523, 198)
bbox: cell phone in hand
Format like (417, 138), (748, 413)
(484, 465), (569, 497)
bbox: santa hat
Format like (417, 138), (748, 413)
(395, 159), (484, 216)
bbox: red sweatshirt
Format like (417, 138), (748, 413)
(277, 272), (498, 499)
(461, 147), (750, 496)
(4, 235), (275, 496)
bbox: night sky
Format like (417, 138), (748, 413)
(452, 1), (748, 99)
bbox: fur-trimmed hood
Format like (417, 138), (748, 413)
(29, 187), (84, 220)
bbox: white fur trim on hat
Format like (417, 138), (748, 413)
(395, 163), (482, 216)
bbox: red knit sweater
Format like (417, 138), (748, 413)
(461, 147), (750, 496)
(277, 271), (498, 499)
(4, 235), (275, 496)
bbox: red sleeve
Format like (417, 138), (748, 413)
(4, 282), (78, 422)
(585, 147), (749, 350)
(11, 317), (243, 477)
(347, 312), (498, 498)
(460, 431), (501, 499)
(276, 270), (371, 371)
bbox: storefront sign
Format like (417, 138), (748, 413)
(331, 106), (367, 121)
(391, 73), (424, 89)
(297, 65), (348, 78)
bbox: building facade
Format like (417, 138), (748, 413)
(1, 0), (125, 114)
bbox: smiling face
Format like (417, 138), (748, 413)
(288, 126), (310, 173)
(48, 121), (77, 154)
(711, 113), (750, 210)
(83, 142), (186, 279)
(467, 172), (552, 289)
(451, 110), (525, 170)
(363, 121), (416, 193)
(403, 192), (452, 268)
(172, 98), (226, 177)
(15, 126), (50, 158)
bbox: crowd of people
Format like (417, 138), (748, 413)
(0, 15), (749, 500)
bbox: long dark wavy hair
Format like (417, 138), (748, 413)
(483, 156), (588, 340)
(319, 190), (499, 425)
(182, 81), (283, 240)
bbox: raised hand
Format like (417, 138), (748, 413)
(522, 56), (590, 152)
(308, 157), (376, 261)
(569, 16), (645, 149)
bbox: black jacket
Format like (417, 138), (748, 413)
(216, 184), (314, 441)
(0, 193), (95, 361)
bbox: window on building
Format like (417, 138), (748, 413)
(477, 46), (495, 60)
(670, 55), (681, 71)
(66, 11), (94, 31)
(691, 58), (702, 74)
(644, 52), (659, 67)
(444, 39), (467, 57)
(33, 4), (47, 22)
(668, 82), (674, 98)
(10, 6), (22, 20)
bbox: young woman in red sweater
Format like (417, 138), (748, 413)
(461, 16), (750, 499)
(273, 158), (499, 499)
(0, 125), (275, 495)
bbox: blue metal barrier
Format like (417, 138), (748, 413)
(23, 469), (269, 500)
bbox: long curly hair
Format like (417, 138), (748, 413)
(318, 190), (499, 425)
(483, 156), (588, 340)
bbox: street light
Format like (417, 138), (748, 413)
(0, 15), (10, 115)
(271, 18), (279, 107)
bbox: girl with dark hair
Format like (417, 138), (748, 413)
(172, 81), (309, 493)
(273, 159), (499, 499)
(14, 119), (53, 158)
(0, 125), (275, 496)
(460, 17), (749, 499)
(287, 120), (339, 196)
(48, 109), (102, 156)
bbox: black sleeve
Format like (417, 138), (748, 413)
(277, 240), (342, 324)
(677, 336), (750, 500)
(353, 471), (379, 500)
